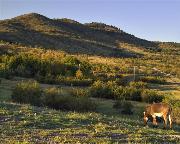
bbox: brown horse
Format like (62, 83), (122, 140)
(143, 103), (172, 129)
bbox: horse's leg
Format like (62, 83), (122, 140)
(163, 115), (167, 129)
(168, 114), (172, 129)
(152, 115), (157, 127)
(144, 116), (148, 126)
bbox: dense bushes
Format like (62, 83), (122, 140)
(12, 81), (97, 112)
(42, 87), (61, 106)
(12, 81), (42, 106)
(43, 94), (96, 112)
(141, 90), (164, 103)
(163, 96), (180, 124)
(37, 75), (93, 86)
(140, 76), (166, 84)
(69, 88), (88, 98)
(89, 80), (142, 101)
(43, 87), (97, 112)
(129, 81), (147, 89)
(112, 86), (142, 101)
(1, 52), (92, 82)
(89, 80), (118, 99)
(113, 100), (134, 115)
(55, 77), (93, 86)
(89, 80), (164, 102)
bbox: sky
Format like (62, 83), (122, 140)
(0, 0), (180, 42)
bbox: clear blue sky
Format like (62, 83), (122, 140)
(0, 0), (180, 42)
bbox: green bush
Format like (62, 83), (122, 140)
(75, 69), (83, 79)
(43, 73), (55, 84)
(89, 81), (142, 101)
(163, 96), (180, 124)
(141, 90), (164, 103)
(129, 81), (147, 89)
(89, 81), (163, 103)
(2, 53), (92, 83)
(62, 77), (93, 86)
(116, 87), (142, 101)
(12, 80), (42, 106)
(8, 54), (41, 77)
(70, 88), (88, 97)
(63, 56), (80, 66)
(108, 85), (142, 101)
(113, 100), (134, 115)
(37, 75), (93, 86)
(89, 80), (117, 99)
(12, 83), (96, 112)
(42, 87), (61, 106)
(140, 76), (166, 84)
(43, 87), (97, 112)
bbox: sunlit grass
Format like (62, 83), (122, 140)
(0, 101), (179, 143)
(0, 78), (180, 143)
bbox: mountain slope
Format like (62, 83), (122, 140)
(0, 13), (159, 57)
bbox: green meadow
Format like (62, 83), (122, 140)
(0, 13), (180, 143)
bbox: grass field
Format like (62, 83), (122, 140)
(0, 78), (180, 143)
(0, 12), (180, 144)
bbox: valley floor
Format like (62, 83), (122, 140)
(0, 102), (180, 143)
(0, 78), (180, 143)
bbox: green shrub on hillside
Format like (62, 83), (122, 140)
(1, 52), (92, 85)
(70, 88), (88, 97)
(89, 80), (143, 101)
(12, 81), (97, 112)
(63, 56), (92, 76)
(140, 76), (166, 84)
(12, 80), (42, 106)
(89, 80), (117, 99)
(8, 54), (41, 77)
(129, 81), (147, 89)
(61, 77), (93, 86)
(113, 100), (134, 115)
(44, 95), (96, 112)
(38, 75), (93, 86)
(0, 64), (12, 79)
(63, 56), (80, 66)
(163, 96), (180, 124)
(75, 69), (83, 79)
(42, 87), (61, 106)
(43, 87), (97, 112)
(89, 80), (163, 102)
(118, 87), (142, 101)
(141, 90), (164, 103)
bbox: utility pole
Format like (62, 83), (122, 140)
(133, 66), (137, 81)
(78, 63), (81, 70)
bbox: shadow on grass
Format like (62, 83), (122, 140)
(0, 102), (179, 133)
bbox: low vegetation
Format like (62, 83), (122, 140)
(141, 89), (164, 103)
(0, 14), (180, 143)
(89, 80), (164, 103)
(163, 96), (180, 124)
(113, 100), (134, 115)
(129, 81), (147, 89)
(139, 76), (166, 84)
(0, 102), (179, 143)
(12, 80), (42, 106)
(11, 81), (97, 112)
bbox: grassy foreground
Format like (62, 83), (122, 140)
(0, 102), (180, 143)
(0, 78), (180, 143)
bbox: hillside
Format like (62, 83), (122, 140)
(0, 13), (180, 144)
(0, 78), (180, 143)
(0, 13), (159, 57)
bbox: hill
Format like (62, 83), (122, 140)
(0, 13), (180, 143)
(0, 13), (159, 57)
